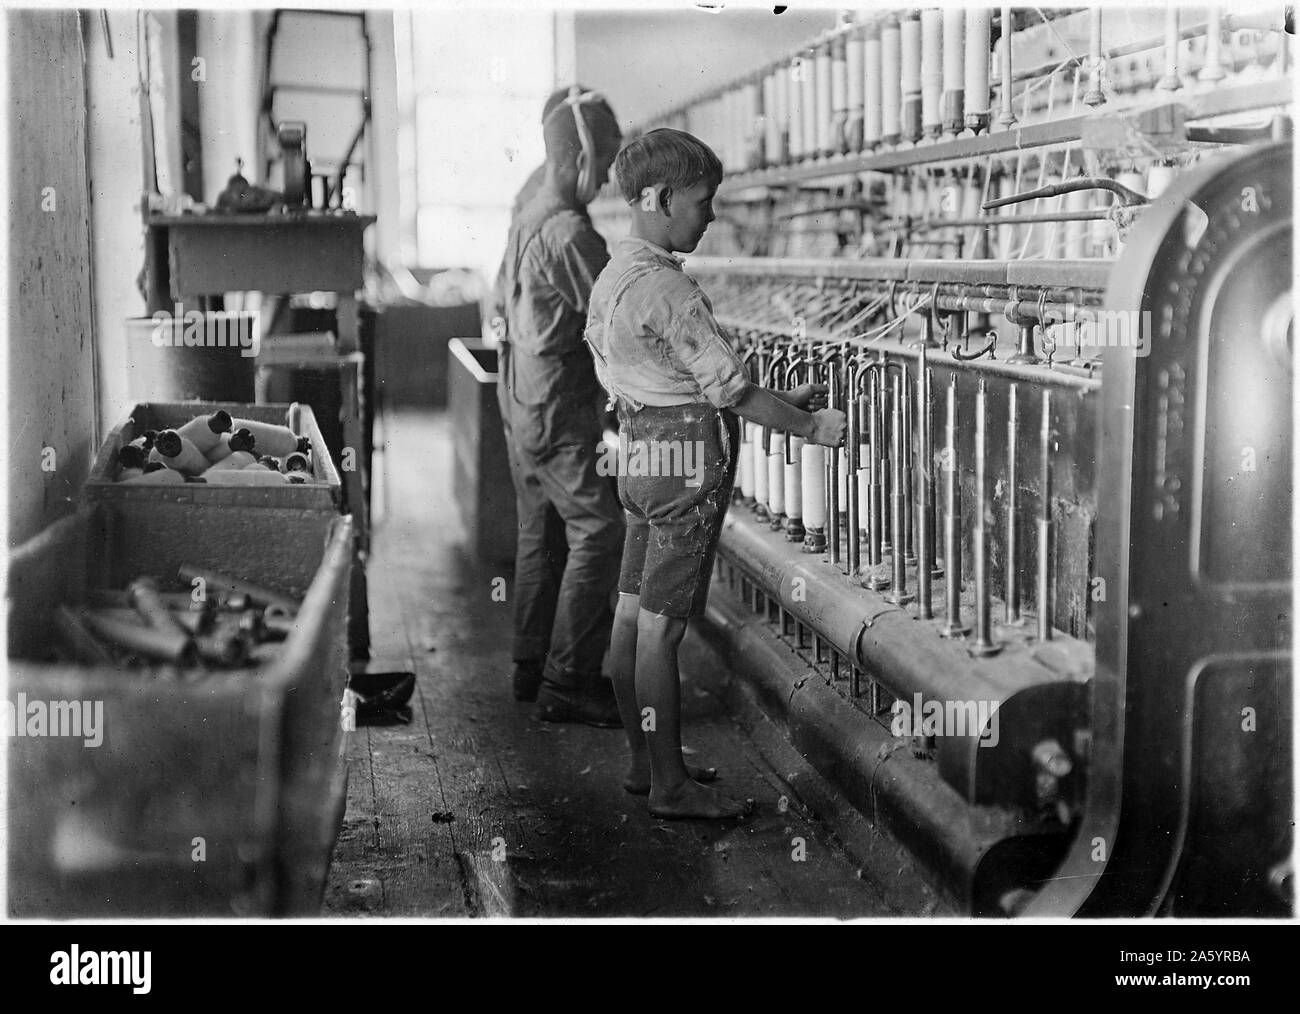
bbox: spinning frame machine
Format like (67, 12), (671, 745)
(592, 7), (1295, 916)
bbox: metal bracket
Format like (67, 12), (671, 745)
(862, 605), (905, 628)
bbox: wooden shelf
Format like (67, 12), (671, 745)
(147, 212), (376, 227)
(600, 78), (1293, 203)
(686, 255), (1114, 292)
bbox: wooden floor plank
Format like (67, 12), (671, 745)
(359, 682), (471, 918)
(322, 730), (383, 914)
(324, 410), (900, 919)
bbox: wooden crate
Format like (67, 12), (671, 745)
(6, 504), (353, 917)
(84, 400), (343, 605)
(87, 401), (341, 499)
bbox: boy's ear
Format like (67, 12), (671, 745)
(659, 185), (674, 216)
(637, 183), (669, 214)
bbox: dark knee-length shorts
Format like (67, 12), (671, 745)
(616, 401), (741, 618)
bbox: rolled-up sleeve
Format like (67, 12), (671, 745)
(663, 289), (750, 409)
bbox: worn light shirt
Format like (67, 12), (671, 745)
(584, 237), (749, 412)
(493, 190), (610, 408)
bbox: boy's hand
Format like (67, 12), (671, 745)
(808, 408), (847, 447)
(786, 383), (828, 411)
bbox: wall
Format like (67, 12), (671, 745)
(86, 8), (150, 437)
(6, 10), (98, 548)
(573, 7), (838, 128)
(367, 10), (402, 266)
(96, 10), (262, 431)
(0, 10), (8, 560)
(196, 10), (261, 208)
(93, 9), (266, 435)
(7, 8), (275, 539)
(139, 11), (185, 200)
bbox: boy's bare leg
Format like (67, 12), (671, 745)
(636, 609), (746, 819)
(613, 594), (719, 794)
(608, 592), (644, 759)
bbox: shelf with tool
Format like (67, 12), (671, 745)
(143, 133), (377, 660)
(593, 6), (1294, 916)
(144, 212), (377, 354)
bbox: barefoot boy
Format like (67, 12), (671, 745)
(584, 129), (847, 819)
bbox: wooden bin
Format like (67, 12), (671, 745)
(375, 301), (482, 408)
(6, 504), (353, 917)
(84, 400), (344, 603)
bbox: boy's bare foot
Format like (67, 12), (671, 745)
(648, 778), (750, 820)
(623, 761), (718, 796)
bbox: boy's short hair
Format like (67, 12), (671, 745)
(614, 128), (723, 206)
(542, 85), (621, 161)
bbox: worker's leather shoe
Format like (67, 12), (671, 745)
(512, 661), (544, 702)
(536, 679), (622, 728)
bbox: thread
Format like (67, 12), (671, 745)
(864, 20), (883, 148)
(921, 8), (944, 138)
(846, 26), (865, 151)
(743, 81), (756, 170)
(788, 53), (806, 161)
(785, 436), (804, 520)
(768, 434), (786, 516)
(943, 7), (966, 133)
(772, 64), (790, 164)
(802, 443), (827, 528)
(857, 452), (870, 537)
(739, 423), (754, 498)
(1147, 161), (1177, 198)
(831, 36), (848, 154)
(802, 47), (818, 158)
(901, 10), (923, 142)
(882, 15), (902, 144)
(763, 70), (780, 166)
(964, 8), (992, 130)
(815, 42), (833, 156)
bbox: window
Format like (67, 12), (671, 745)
(395, 9), (555, 282)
